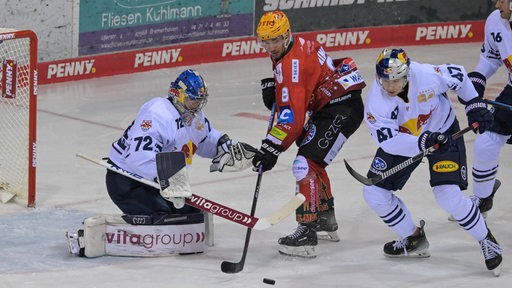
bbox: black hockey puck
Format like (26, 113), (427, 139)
(263, 278), (276, 285)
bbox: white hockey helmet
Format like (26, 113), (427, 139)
(376, 48), (410, 81)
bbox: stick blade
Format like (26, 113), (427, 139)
(343, 159), (381, 186)
(221, 261), (243, 274)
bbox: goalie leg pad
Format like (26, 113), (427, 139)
(78, 213), (207, 257)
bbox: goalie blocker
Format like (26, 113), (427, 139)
(66, 212), (214, 258)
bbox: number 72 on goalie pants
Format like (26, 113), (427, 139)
(76, 153), (305, 230)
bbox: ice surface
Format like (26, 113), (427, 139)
(1, 43), (511, 287)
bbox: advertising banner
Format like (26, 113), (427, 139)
(79, 0), (253, 56)
(39, 20), (485, 84)
(255, 0), (494, 32)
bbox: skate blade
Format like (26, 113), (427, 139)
(317, 231), (340, 242)
(65, 232), (80, 255)
(278, 245), (317, 259)
(448, 212), (487, 222)
(492, 263), (502, 277)
(384, 249), (431, 258)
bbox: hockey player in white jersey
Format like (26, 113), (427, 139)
(106, 69), (256, 216)
(362, 48), (502, 275)
(465, 0), (512, 220)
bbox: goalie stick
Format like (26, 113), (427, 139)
(221, 103), (277, 274)
(344, 123), (477, 186)
(76, 153), (304, 230)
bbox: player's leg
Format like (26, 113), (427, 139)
(295, 99), (364, 242)
(363, 148), (429, 258)
(105, 169), (174, 215)
(429, 120), (502, 274)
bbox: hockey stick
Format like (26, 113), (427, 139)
(484, 99), (512, 111)
(344, 123), (477, 186)
(221, 104), (277, 274)
(76, 153), (304, 230)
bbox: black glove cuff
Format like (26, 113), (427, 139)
(261, 139), (283, 156)
(217, 134), (230, 146)
(465, 97), (487, 114)
(418, 131), (430, 152)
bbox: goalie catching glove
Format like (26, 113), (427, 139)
(210, 134), (258, 172)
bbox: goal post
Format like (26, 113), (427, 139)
(0, 29), (38, 207)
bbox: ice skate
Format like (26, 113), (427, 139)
(314, 208), (340, 242)
(479, 230), (503, 277)
(65, 229), (85, 257)
(383, 220), (430, 258)
(278, 223), (318, 258)
(448, 179), (501, 221)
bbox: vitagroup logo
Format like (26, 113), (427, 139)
(47, 60), (96, 79)
(416, 24), (473, 41)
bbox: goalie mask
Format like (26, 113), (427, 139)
(169, 69), (208, 126)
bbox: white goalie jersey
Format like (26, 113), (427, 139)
(109, 97), (222, 180)
(475, 9), (512, 84)
(364, 61), (478, 157)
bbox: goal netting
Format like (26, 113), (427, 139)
(0, 29), (38, 207)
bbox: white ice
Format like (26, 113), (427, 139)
(1, 43), (511, 288)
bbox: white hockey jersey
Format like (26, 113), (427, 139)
(475, 9), (512, 85)
(109, 97), (222, 180)
(364, 61), (478, 157)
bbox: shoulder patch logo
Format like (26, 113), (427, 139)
(372, 157), (387, 170)
(140, 120), (152, 131)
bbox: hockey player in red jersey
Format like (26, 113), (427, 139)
(252, 10), (366, 258)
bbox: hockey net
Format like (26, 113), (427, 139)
(0, 29), (38, 207)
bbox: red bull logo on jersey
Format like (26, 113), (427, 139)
(433, 160), (459, 172)
(399, 107), (435, 135)
(503, 55), (512, 74)
(366, 112), (376, 124)
(140, 120), (152, 131)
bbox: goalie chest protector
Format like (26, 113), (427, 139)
(82, 213), (206, 257)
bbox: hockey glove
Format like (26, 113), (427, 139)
(465, 97), (493, 134)
(418, 131), (452, 154)
(261, 77), (276, 111)
(210, 134), (258, 172)
(252, 139), (283, 172)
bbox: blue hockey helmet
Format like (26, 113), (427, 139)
(169, 69), (208, 113)
(375, 48), (410, 81)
